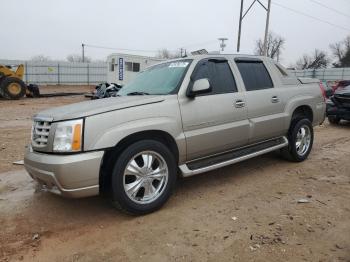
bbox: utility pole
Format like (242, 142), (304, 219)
(82, 43), (85, 63)
(180, 48), (185, 57)
(236, 0), (272, 55)
(263, 0), (271, 56)
(218, 38), (228, 52)
(237, 0), (244, 52)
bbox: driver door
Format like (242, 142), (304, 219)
(179, 58), (250, 161)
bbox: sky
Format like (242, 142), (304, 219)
(1, 0), (350, 66)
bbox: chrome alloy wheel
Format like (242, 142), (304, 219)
(123, 151), (169, 204)
(295, 125), (311, 156)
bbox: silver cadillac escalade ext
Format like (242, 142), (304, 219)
(24, 55), (326, 214)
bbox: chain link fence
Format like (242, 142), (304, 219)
(288, 67), (350, 81)
(0, 59), (107, 85)
(1, 59), (349, 85)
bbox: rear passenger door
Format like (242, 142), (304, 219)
(179, 58), (250, 160)
(235, 58), (285, 143)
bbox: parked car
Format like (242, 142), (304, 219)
(24, 55), (326, 214)
(326, 85), (350, 124)
(331, 80), (350, 94)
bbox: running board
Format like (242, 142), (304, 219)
(179, 137), (288, 177)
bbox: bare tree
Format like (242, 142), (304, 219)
(295, 49), (330, 69)
(156, 49), (182, 59)
(254, 32), (285, 62)
(66, 54), (91, 63)
(330, 42), (344, 63)
(330, 35), (350, 67)
(30, 55), (51, 62)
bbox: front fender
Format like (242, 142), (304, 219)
(83, 104), (186, 162)
(90, 116), (184, 149)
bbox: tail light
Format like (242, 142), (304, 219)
(319, 82), (326, 102)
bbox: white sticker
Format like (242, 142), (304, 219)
(168, 62), (189, 68)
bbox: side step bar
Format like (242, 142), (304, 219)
(179, 137), (288, 177)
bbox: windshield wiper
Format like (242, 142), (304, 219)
(126, 91), (150, 96)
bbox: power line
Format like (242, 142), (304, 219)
(84, 40), (218, 54)
(84, 44), (157, 53)
(307, 0), (350, 19)
(237, 0), (272, 54)
(180, 40), (218, 49)
(272, 2), (350, 31)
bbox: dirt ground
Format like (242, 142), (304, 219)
(0, 86), (349, 262)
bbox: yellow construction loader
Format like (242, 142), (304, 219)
(0, 64), (88, 100)
(0, 64), (27, 99)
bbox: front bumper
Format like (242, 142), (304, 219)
(24, 146), (104, 198)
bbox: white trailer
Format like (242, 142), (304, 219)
(107, 53), (164, 85)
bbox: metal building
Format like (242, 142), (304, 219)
(107, 53), (163, 85)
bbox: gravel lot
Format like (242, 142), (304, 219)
(0, 86), (349, 262)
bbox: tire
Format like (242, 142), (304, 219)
(111, 140), (177, 215)
(281, 118), (314, 162)
(0, 77), (4, 98)
(328, 115), (340, 125)
(0, 77), (26, 100)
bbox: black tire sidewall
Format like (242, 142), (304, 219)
(328, 115), (340, 124)
(288, 118), (314, 162)
(1, 77), (26, 99)
(111, 140), (177, 215)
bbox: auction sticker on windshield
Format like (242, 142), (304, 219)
(168, 62), (189, 68)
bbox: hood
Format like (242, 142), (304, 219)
(34, 95), (165, 121)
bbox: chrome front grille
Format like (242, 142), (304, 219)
(32, 120), (52, 147)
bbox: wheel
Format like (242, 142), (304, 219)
(0, 77), (26, 99)
(0, 77), (4, 98)
(328, 115), (340, 125)
(281, 118), (314, 162)
(111, 140), (177, 215)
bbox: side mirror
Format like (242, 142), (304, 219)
(188, 78), (211, 97)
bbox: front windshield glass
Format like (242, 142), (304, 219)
(118, 59), (192, 96)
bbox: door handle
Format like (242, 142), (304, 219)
(271, 96), (279, 103)
(235, 100), (245, 108)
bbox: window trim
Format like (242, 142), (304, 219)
(124, 62), (141, 72)
(187, 58), (238, 97)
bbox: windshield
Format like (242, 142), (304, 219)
(118, 59), (192, 96)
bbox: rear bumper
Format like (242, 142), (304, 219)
(326, 102), (350, 120)
(24, 146), (104, 198)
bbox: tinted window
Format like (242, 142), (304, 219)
(236, 61), (273, 91)
(192, 60), (237, 94)
(133, 63), (140, 72)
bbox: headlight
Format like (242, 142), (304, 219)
(53, 119), (83, 152)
